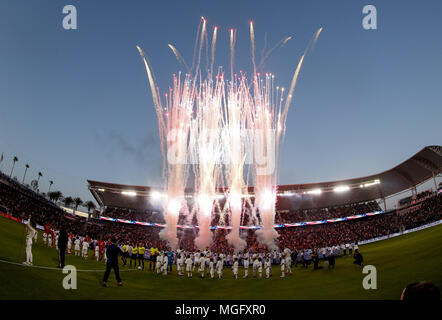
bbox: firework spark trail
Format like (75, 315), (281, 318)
(194, 17), (207, 76)
(250, 28), (323, 249)
(257, 36), (292, 71)
(193, 74), (225, 250)
(137, 47), (193, 249)
(168, 44), (190, 72)
(224, 75), (249, 252)
(229, 28), (236, 79)
(249, 21), (257, 76)
(210, 26), (218, 77)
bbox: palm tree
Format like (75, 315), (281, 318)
(48, 180), (53, 193)
(10, 156), (18, 177)
(63, 196), (74, 208)
(49, 191), (63, 203)
(84, 201), (97, 219)
(73, 197), (83, 211)
(22, 164), (29, 184)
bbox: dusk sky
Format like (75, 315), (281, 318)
(1, 0), (441, 205)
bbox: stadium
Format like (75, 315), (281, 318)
(1, 1), (442, 305)
(0, 146), (441, 299)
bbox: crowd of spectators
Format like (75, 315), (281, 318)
(1, 170), (441, 254)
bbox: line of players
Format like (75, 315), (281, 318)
(40, 227), (360, 280)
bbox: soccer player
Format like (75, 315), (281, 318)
(209, 257), (215, 278)
(156, 252), (163, 274)
(162, 253), (168, 275)
(265, 256), (271, 278)
(198, 255), (206, 278)
(48, 232), (52, 248)
(242, 250), (250, 278)
(82, 238), (89, 259)
(185, 255), (193, 278)
(55, 232), (59, 251)
(252, 252), (258, 277)
(216, 257), (223, 279)
(256, 257), (263, 279)
(177, 251), (184, 276)
(74, 237), (80, 256)
(194, 250), (201, 272)
(95, 243), (100, 261)
(284, 248), (292, 275)
(232, 258), (239, 280)
(67, 235), (72, 255)
(280, 255), (286, 278)
(43, 232), (47, 246)
(23, 215), (37, 266)
(138, 243), (145, 270)
(130, 244), (138, 268)
(166, 250), (174, 273)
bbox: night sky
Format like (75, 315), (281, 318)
(1, 0), (441, 205)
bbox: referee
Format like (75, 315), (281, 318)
(138, 243), (145, 270)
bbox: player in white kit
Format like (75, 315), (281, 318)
(242, 250), (250, 278)
(185, 255), (193, 278)
(55, 233), (59, 250)
(94, 244), (99, 261)
(82, 239), (89, 259)
(209, 257), (215, 278)
(284, 248), (292, 275)
(48, 233), (52, 248)
(156, 252), (163, 274)
(232, 258), (239, 279)
(74, 237), (80, 256)
(280, 256), (286, 278)
(198, 255), (206, 278)
(216, 257), (223, 279)
(23, 215), (37, 266)
(67, 236), (72, 254)
(162, 254), (168, 275)
(265, 257), (271, 278)
(177, 252), (185, 276)
(252, 253), (258, 277)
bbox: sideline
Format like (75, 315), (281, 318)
(0, 258), (137, 272)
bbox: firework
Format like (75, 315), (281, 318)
(137, 19), (322, 250)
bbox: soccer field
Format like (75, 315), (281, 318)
(0, 216), (441, 300)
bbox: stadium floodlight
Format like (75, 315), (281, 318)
(360, 179), (381, 188)
(167, 198), (181, 214)
(97, 188), (105, 192)
(121, 191), (137, 197)
(333, 185), (350, 193)
(306, 188), (322, 195)
(151, 191), (162, 200)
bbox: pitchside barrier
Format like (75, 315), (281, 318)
(98, 210), (387, 230)
(358, 219), (442, 246)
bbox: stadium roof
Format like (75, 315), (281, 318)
(88, 145), (442, 211)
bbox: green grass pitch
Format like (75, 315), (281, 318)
(0, 216), (441, 300)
